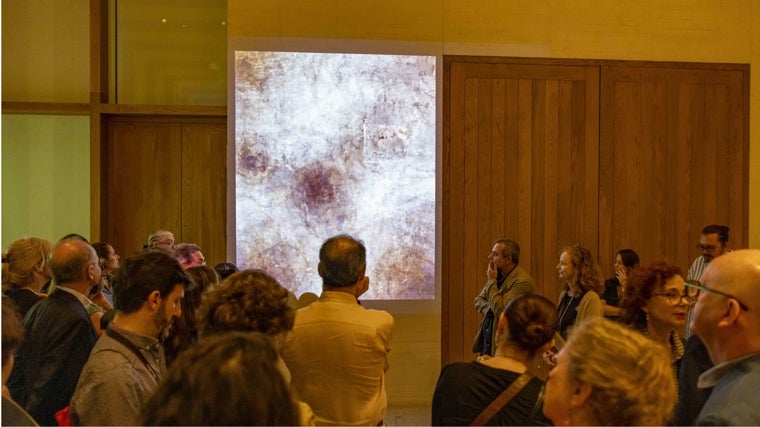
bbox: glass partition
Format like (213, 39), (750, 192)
(115, 0), (226, 105)
(2, 115), (91, 247)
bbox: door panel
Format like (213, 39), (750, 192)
(107, 120), (183, 258)
(443, 58), (747, 367)
(181, 122), (227, 267)
(599, 64), (748, 277)
(104, 117), (227, 266)
(443, 58), (600, 364)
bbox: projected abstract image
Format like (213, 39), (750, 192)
(235, 51), (436, 300)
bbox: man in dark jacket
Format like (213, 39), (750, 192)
(7, 239), (100, 426)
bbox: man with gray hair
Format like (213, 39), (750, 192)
(144, 229), (175, 251)
(473, 238), (536, 356)
(281, 234), (394, 426)
(6, 239), (101, 426)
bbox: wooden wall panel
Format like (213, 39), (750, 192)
(598, 64), (748, 277)
(106, 120), (183, 258)
(443, 57), (600, 364)
(181, 122), (227, 267)
(443, 58), (747, 367)
(104, 117), (228, 265)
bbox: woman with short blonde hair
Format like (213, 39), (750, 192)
(543, 318), (676, 426)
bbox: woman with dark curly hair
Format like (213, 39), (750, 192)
(197, 269), (295, 339)
(197, 269), (314, 425)
(619, 258), (690, 387)
(555, 244), (604, 342)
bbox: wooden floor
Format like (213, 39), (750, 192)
(386, 405), (431, 426)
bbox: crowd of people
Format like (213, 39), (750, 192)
(2, 231), (391, 426)
(1, 224), (759, 426)
(438, 224), (760, 426)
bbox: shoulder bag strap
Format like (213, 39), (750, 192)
(528, 382), (546, 424)
(470, 373), (532, 426)
(105, 328), (160, 381)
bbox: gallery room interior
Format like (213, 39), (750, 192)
(3, 1), (759, 423)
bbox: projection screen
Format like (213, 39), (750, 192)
(234, 51), (436, 300)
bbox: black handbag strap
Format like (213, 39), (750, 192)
(106, 328), (160, 381)
(470, 373), (532, 426)
(528, 382), (546, 424)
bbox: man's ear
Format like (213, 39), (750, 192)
(317, 262), (324, 278)
(86, 264), (96, 281)
(718, 299), (742, 328)
(355, 276), (370, 298)
(147, 290), (161, 311)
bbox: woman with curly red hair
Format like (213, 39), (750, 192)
(619, 258), (690, 386)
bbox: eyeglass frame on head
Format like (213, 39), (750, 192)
(684, 279), (749, 311)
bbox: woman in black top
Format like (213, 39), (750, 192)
(602, 248), (639, 318)
(432, 294), (558, 426)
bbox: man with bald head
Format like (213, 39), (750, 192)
(688, 249), (760, 425)
(6, 239), (101, 426)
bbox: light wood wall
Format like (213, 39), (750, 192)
(104, 116), (228, 265)
(443, 57), (601, 363)
(442, 57), (748, 365)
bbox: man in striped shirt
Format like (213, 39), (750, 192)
(675, 224), (731, 425)
(686, 225), (731, 287)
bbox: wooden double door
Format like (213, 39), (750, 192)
(102, 116), (227, 266)
(442, 57), (748, 364)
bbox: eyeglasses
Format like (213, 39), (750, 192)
(652, 291), (696, 306)
(684, 280), (749, 311)
(696, 244), (719, 252)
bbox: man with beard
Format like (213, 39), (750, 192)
(675, 225), (731, 424)
(69, 250), (193, 426)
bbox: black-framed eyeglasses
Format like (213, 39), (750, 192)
(652, 291), (695, 306)
(696, 244), (718, 251)
(685, 280), (749, 311)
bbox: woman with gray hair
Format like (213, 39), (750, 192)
(543, 318), (676, 426)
